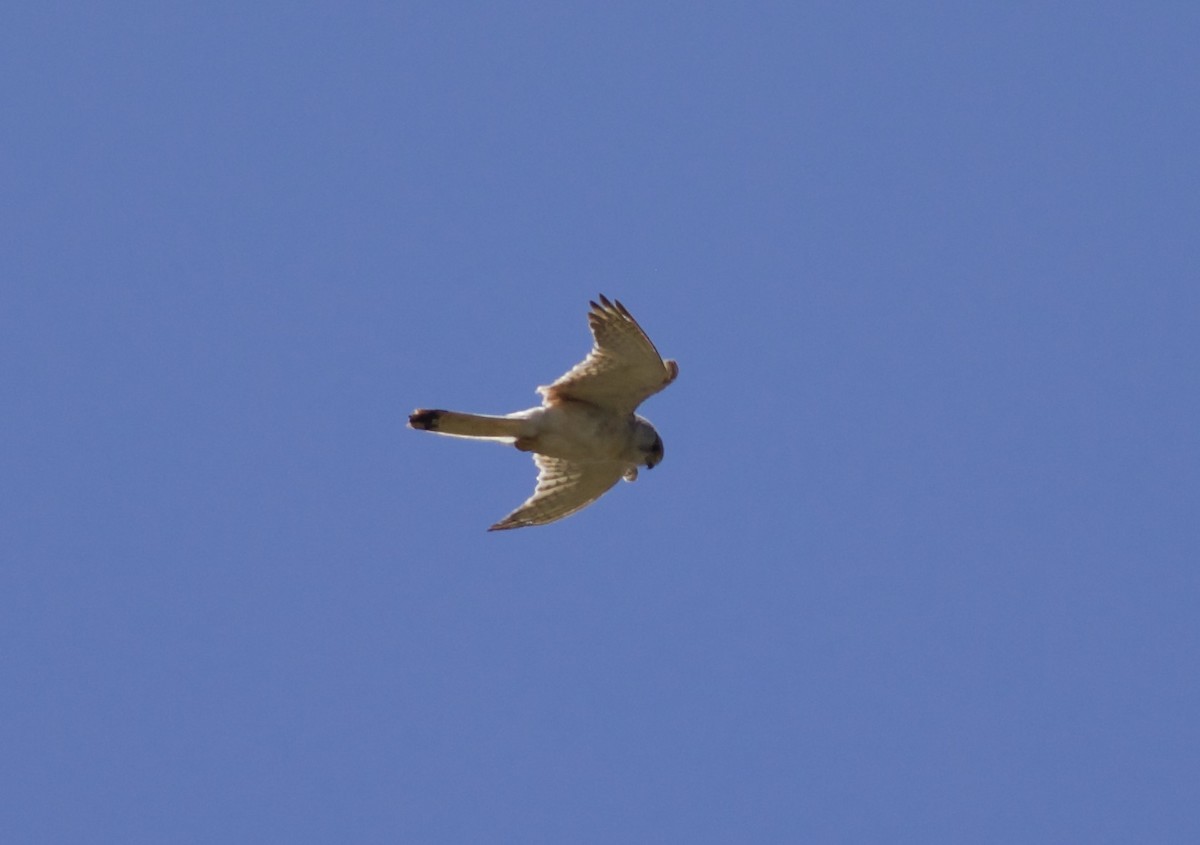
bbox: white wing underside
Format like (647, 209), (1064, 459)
(539, 295), (678, 416)
(489, 454), (626, 531)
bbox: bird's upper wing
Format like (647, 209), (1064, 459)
(538, 295), (678, 415)
(488, 454), (626, 531)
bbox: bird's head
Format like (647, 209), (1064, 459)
(632, 417), (665, 470)
(645, 432), (664, 469)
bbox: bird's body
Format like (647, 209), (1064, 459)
(408, 296), (676, 530)
(411, 402), (658, 471)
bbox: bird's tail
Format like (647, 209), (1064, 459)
(408, 409), (527, 442)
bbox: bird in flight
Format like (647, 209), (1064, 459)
(409, 295), (678, 531)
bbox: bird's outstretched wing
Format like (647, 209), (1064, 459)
(489, 454), (626, 531)
(539, 295), (678, 415)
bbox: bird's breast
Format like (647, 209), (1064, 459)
(533, 403), (635, 462)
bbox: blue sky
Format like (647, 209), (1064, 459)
(4, 3), (1199, 842)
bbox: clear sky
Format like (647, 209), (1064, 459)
(4, 3), (1199, 842)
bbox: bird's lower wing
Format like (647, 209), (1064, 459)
(488, 455), (626, 531)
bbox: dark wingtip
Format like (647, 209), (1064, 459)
(408, 409), (442, 430)
(593, 294), (630, 320)
(593, 293), (632, 319)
